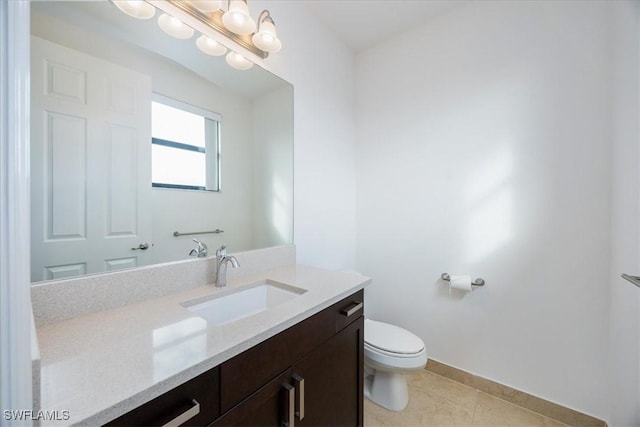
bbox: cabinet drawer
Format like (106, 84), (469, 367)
(334, 290), (364, 333)
(220, 290), (364, 413)
(104, 366), (219, 427)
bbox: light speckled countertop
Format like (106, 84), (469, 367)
(35, 265), (370, 426)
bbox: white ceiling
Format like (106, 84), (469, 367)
(304, 0), (467, 52)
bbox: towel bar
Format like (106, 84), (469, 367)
(173, 229), (224, 237)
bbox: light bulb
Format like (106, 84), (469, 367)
(222, 0), (256, 35)
(196, 35), (227, 56)
(111, 0), (156, 19)
(252, 19), (281, 53)
(158, 13), (194, 39)
(189, 0), (222, 13)
(226, 51), (253, 70)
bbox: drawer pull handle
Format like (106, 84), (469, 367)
(341, 302), (363, 317)
(162, 399), (200, 427)
(281, 383), (295, 427)
(293, 374), (305, 421)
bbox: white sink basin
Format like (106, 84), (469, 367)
(183, 280), (307, 326)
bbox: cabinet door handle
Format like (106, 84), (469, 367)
(341, 301), (363, 317)
(161, 399), (200, 427)
(292, 374), (305, 421)
(281, 383), (295, 427)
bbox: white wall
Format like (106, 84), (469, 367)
(608, 1), (640, 426)
(252, 1), (357, 270)
(356, 1), (616, 419)
(252, 85), (294, 249)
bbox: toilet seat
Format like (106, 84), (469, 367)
(365, 319), (424, 355)
(364, 319), (428, 371)
(365, 342), (423, 358)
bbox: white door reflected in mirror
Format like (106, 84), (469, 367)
(30, 37), (153, 282)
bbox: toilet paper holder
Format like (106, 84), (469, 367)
(441, 273), (485, 287)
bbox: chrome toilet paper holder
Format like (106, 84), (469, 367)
(441, 273), (485, 287)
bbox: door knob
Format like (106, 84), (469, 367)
(131, 242), (150, 251)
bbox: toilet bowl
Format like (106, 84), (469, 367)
(364, 319), (428, 411)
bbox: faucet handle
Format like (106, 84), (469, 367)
(216, 244), (227, 258)
(192, 238), (208, 250)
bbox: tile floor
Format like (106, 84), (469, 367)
(364, 370), (568, 427)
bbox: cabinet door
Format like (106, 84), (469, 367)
(293, 316), (364, 427)
(211, 369), (296, 427)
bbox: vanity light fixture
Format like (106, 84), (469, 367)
(158, 13), (195, 39)
(222, 0), (256, 35)
(225, 51), (253, 70)
(112, 0), (156, 19)
(109, 0), (279, 70)
(196, 35), (228, 56)
(252, 10), (281, 53)
(190, 0), (222, 13)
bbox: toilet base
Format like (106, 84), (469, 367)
(364, 369), (409, 412)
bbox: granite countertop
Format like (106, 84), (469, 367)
(35, 265), (370, 426)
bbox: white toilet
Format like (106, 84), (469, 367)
(364, 319), (428, 411)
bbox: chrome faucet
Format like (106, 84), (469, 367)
(189, 238), (208, 258)
(215, 245), (239, 287)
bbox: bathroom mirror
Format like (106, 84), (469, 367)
(30, 1), (294, 283)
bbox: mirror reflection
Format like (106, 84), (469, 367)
(151, 95), (221, 192)
(30, 1), (294, 283)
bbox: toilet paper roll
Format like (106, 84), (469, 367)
(449, 275), (472, 292)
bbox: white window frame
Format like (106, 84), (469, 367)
(151, 94), (221, 192)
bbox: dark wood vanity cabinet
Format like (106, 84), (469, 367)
(105, 290), (364, 427)
(214, 317), (364, 427)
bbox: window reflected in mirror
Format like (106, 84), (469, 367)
(151, 95), (221, 191)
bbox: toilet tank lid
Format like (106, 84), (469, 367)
(365, 319), (425, 354)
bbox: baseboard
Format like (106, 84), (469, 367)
(426, 360), (607, 427)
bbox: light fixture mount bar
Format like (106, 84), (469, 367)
(166, 0), (268, 59)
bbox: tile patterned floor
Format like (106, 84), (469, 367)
(364, 370), (568, 427)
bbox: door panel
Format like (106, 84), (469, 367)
(105, 258), (137, 272)
(106, 124), (139, 236)
(211, 369), (295, 427)
(31, 36), (152, 282)
(46, 111), (87, 239)
(44, 263), (86, 281)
